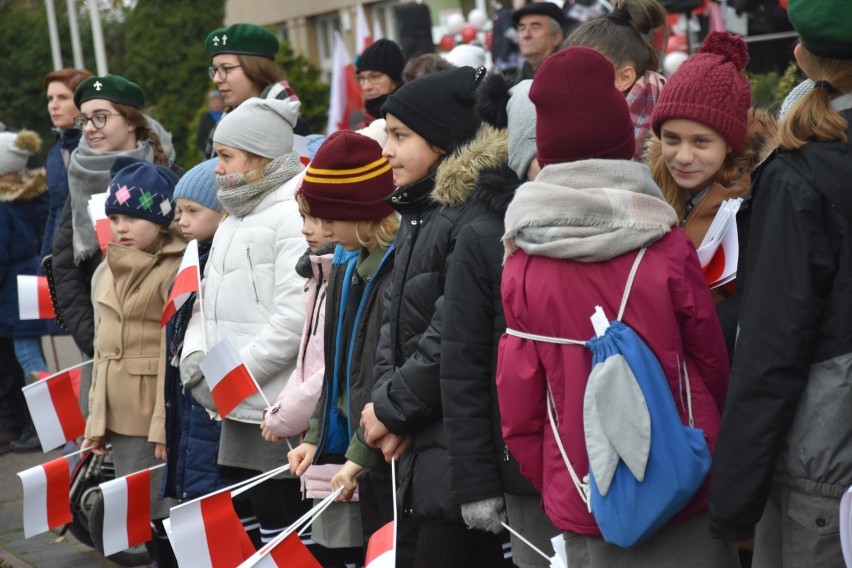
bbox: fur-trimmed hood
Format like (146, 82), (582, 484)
(644, 108), (779, 179)
(432, 124), (509, 207)
(0, 168), (47, 202)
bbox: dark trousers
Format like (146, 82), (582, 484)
(0, 338), (26, 433)
(358, 470), (418, 568)
(413, 520), (513, 568)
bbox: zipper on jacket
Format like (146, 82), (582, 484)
(503, 444), (511, 462)
(246, 245), (260, 303)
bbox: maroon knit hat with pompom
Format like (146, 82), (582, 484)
(651, 31), (751, 152)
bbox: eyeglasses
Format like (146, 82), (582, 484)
(74, 113), (121, 130)
(208, 64), (242, 80)
(357, 72), (387, 85)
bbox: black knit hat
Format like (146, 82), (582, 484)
(512, 2), (568, 29)
(381, 66), (485, 153)
(356, 39), (405, 86)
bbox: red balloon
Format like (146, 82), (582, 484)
(460, 24), (477, 44)
(667, 33), (687, 55)
(439, 34), (455, 52)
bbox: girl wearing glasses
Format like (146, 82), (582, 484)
(50, 74), (175, 395)
(202, 23), (302, 159)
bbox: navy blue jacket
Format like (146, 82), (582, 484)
(41, 128), (81, 259)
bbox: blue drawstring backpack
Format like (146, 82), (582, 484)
(507, 247), (711, 548)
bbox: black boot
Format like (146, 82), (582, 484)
(11, 420), (40, 453)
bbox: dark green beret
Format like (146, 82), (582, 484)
(73, 75), (146, 109)
(205, 23), (279, 60)
(788, 0), (852, 59)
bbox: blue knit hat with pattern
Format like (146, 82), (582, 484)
(174, 158), (222, 213)
(105, 162), (176, 226)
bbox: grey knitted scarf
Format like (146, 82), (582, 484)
(216, 152), (303, 218)
(503, 160), (677, 263)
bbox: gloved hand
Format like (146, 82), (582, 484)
(461, 496), (507, 534)
(179, 351), (217, 413)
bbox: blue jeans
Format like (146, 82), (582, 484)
(12, 338), (47, 380)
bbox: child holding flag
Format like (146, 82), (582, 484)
(286, 130), (398, 562)
(80, 159), (186, 566)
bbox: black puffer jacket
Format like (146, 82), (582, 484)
(51, 197), (101, 356)
(441, 162), (540, 508)
(372, 125), (508, 521)
(709, 108), (852, 541)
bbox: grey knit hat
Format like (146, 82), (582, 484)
(213, 98), (300, 159)
(507, 80), (536, 180)
(174, 158), (222, 212)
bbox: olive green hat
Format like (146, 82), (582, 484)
(73, 75), (146, 109)
(788, 0), (852, 59)
(205, 23), (279, 60)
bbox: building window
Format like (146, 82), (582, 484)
(315, 12), (342, 78)
(370, 0), (398, 43)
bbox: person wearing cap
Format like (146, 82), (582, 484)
(497, 46), (734, 566)
(203, 23), (302, 159)
(355, 65), (512, 566)
(80, 160), (185, 567)
(353, 38), (405, 128)
(709, 2), (852, 565)
(186, 97), (311, 547)
(512, 1), (567, 79)
(50, 74), (176, 422)
(0, 130), (49, 452)
(285, 130), (399, 563)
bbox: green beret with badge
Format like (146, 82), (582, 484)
(74, 75), (146, 110)
(787, 0), (852, 59)
(205, 23), (279, 60)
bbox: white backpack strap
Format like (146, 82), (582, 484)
(677, 355), (696, 428)
(506, 328), (585, 346)
(546, 385), (591, 511)
(616, 247), (647, 322)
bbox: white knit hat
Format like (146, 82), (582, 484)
(0, 131), (40, 176)
(507, 80), (536, 180)
(213, 98), (301, 159)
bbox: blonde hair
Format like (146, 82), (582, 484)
(780, 45), (852, 151)
(356, 215), (400, 250)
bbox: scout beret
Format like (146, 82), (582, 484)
(205, 23), (279, 60)
(74, 75), (145, 109)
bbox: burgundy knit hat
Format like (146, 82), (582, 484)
(530, 47), (635, 166)
(298, 131), (395, 221)
(652, 31), (751, 153)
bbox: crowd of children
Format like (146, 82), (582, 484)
(3, 0), (852, 567)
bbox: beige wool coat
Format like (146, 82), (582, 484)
(85, 235), (185, 444)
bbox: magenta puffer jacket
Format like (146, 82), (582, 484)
(496, 229), (729, 537)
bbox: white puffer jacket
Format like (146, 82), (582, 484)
(203, 175), (306, 424)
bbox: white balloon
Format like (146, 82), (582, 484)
(664, 52), (690, 77)
(447, 12), (465, 34)
(468, 8), (488, 29)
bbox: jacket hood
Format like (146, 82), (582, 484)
(432, 124), (509, 207)
(470, 162), (522, 216)
(0, 168), (46, 202)
(644, 108), (779, 181)
(784, 108), (852, 222)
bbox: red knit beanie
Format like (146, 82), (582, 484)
(530, 47), (635, 166)
(298, 131), (396, 221)
(652, 31), (751, 153)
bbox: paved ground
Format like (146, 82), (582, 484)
(0, 336), (118, 567)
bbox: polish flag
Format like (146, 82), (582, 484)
(88, 191), (111, 254)
(356, 2), (373, 54)
(199, 338), (260, 418)
(365, 521), (395, 568)
(17, 275), (55, 320)
(696, 198), (742, 289)
(169, 489), (255, 568)
(17, 457), (72, 538)
(293, 135), (311, 167)
(101, 469), (152, 556)
(22, 367), (87, 452)
(327, 31), (363, 134)
(251, 532), (321, 568)
(161, 239), (200, 326)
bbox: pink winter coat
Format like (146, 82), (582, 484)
(264, 251), (344, 499)
(497, 229), (729, 537)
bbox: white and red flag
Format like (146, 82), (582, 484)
(161, 239), (200, 327)
(169, 488), (255, 568)
(101, 467), (159, 556)
(18, 456), (72, 538)
(327, 31), (363, 134)
(251, 532), (321, 568)
(17, 275), (55, 320)
(696, 198), (742, 289)
(22, 363), (90, 452)
(365, 520), (396, 568)
(88, 191), (111, 254)
(293, 135), (311, 167)
(199, 337), (264, 418)
(356, 2), (373, 54)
